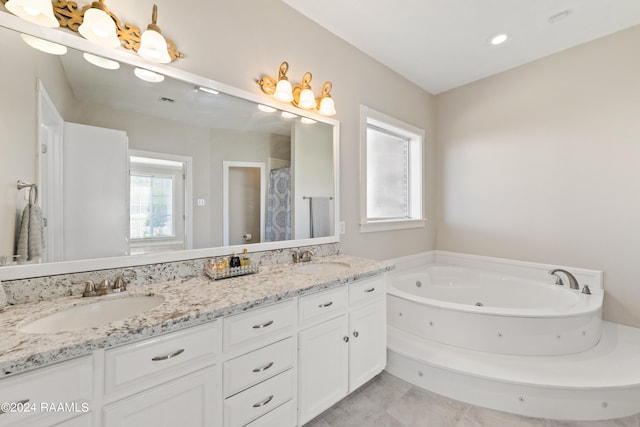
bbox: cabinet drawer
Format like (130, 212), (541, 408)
(224, 369), (294, 427)
(244, 399), (295, 427)
(104, 322), (219, 395)
(223, 300), (295, 353)
(349, 276), (385, 307)
(298, 286), (347, 329)
(0, 356), (92, 427)
(223, 338), (294, 397)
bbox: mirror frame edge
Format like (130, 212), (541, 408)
(0, 12), (341, 281)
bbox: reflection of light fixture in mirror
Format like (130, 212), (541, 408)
(137, 5), (171, 64)
(293, 72), (315, 109)
(78, 1), (120, 48)
(257, 104), (276, 113)
(317, 81), (336, 116)
(134, 67), (165, 83)
(300, 117), (316, 125)
(20, 33), (67, 55)
(5, 0), (59, 28)
(83, 52), (120, 70)
(198, 86), (219, 95)
(281, 111), (297, 119)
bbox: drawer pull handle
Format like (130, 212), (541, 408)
(343, 336), (349, 343)
(0, 399), (29, 415)
(353, 331), (359, 338)
(318, 301), (333, 308)
(252, 361), (274, 373)
(252, 395), (274, 408)
(252, 320), (274, 329)
(364, 287), (376, 293)
(151, 348), (185, 361)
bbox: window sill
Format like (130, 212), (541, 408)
(360, 219), (426, 233)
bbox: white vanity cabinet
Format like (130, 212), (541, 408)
(297, 276), (387, 425)
(101, 321), (222, 427)
(0, 356), (93, 427)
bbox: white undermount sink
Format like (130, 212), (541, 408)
(294, 261), (351, 275)
(19, 295), (165, 334)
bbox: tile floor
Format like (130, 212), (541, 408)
(304, 372), (640, 427)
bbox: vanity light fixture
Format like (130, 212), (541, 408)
(198, 86), (219, 95)
(257, 104), (276, 113)
(137, 4), (171, 64)
(83, 52), (120, 70)
(257, 61), (336, 116)
(78, 0), (120, 48)
(317, 81), (336, 116)
(20, 33), (67, 55)
(5, 0), (58, 28)
(134, 67), (164, 83)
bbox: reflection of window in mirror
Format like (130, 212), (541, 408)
(129, 154), (189, 255)
(360, 105), (426, 233)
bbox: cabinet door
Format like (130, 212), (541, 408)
(349, 299), (387, 392)
(102, 365), (220, 427)
(298, 315), (349, 425)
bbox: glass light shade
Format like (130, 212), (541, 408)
(6, 0), (59, 28)
(257, 104), (276, 113)
(300, 117), (316, 125)
(20, 33), (67, 55)
(274, 79), (293, 102)
(281, 111), (297, 119)
(78, 8), (120, 48)
(299, 88), (315, 109)
(137, 29), (171, 64)
(318, 96), (336, 116)
(83, 52), (120, 70)
(134, 67), (165, 83)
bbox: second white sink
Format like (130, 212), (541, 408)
(19, 295), (165, 334)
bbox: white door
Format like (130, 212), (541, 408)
(222, 161), (266, 246)
(63, 122), (129, 261)
(298, 315), (349, 425)
(102, 366), (219, 426)
(348, 299), (387, 392)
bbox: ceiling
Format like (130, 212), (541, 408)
(282, 0), (640, 94)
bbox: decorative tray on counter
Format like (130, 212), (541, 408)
(204, 265), (260, 281)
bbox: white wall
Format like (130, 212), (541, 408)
(102, 0), (436, 260)
(435, 26), (640, 327)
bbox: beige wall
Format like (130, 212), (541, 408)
(435, 26), (640, 327)
(105, 0), (437, 260)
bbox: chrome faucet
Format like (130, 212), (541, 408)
(549, 269), (580, 290)
(76, 274), (130, 297)
(292, 249), (314, 263)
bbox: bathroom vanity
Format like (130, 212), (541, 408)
(0, 255), (391, 427)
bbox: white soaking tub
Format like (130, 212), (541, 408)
(387, 264), (603, 356)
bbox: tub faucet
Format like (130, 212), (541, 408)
(549, 269), (580, 290)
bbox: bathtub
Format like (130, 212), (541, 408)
(387, 264), (603, 355)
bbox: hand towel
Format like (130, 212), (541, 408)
(16, 193), (45, 262)
(310, 197), (331, 238)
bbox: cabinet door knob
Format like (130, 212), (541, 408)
(252, 320), (274, 329)
(151, 348), (185, 361)
(252, 395), (274, 408)
(318, 301), (333, 308)
(343, 336), (349, 343)
(252, 361), (274, 373)
(353, 331), (359, 338)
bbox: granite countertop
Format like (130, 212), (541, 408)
(0, 254), (393, 378)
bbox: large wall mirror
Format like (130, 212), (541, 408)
(0, 15), (339, 280)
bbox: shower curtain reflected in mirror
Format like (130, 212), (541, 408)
(265, 167), (291, 242)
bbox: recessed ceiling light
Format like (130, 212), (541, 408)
(83, 52), (120, 70)
(300, 117), (316, 124)
(20, 33), (67, 55)
(134, 67), (165, 83)
(281, 111), (297, 119)
(490, 34), (508, 45)
(257, 104), (276, 113)
(198, 86), (219, 95)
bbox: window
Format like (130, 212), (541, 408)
(130, 174), (175, 239)
(360, 106), (425, 232)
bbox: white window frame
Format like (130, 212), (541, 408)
(359, 105), (426, 233)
